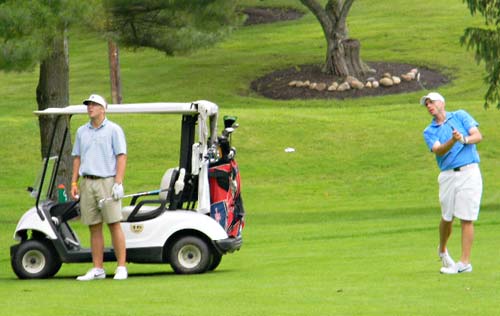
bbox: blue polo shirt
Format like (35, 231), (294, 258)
(423, 110), (480, 171)
(72, 118), (127, 177)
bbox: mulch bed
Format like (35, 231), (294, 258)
(242, 7), (304, 25)
(251, 62), (451, 100)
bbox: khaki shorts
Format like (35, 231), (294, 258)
(80, 177), (122, 225)
(438, 163), (482, 222)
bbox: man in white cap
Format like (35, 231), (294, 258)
(71, 94), (128, 280)
(421, 92), (483, 274)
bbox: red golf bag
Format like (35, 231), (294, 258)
(209, 159), (245, 237)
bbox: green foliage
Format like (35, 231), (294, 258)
(0, 0), (92, 71)
(104, 0), (243, 55)
(463, 0), (500, 25)
(461, 0), (500, 108)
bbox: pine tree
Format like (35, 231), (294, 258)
(102, 0), (241, 55)
(461, 0), (500, 109)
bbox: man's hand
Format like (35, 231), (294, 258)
(433, 129), (467, 156)
(71, 183), (79, 200)
(452, 129), (467, 144)
(112, 183), (124, 200)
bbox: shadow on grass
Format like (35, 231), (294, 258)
(1, 268), (236, 282)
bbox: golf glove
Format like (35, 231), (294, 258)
(112, 183), (124, 200)
(458, 134), (466, 144)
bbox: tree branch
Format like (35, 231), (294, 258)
(299, 0), (333, 33)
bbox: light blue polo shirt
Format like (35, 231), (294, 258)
(72, 118), (127, 177)
(423, 110), (480, 171)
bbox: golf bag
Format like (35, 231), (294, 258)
(209, 159), (245, 237)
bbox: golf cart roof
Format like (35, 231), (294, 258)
(34, 101), (217, 116)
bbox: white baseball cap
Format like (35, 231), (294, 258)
(83, 94), (107, 109)
(420, 92), (445, 105)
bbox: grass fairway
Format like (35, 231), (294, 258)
(1, 0), (499, 315)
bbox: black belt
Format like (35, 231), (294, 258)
(83, 175), (104, 179)
(453, 164), (472, 172)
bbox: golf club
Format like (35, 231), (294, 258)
(436, 105), (456, 131)
(445, 119), (456, 131)
(416, 72), (426, 90)
(98, 188), (169, 208)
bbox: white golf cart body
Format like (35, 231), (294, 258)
(10, 101), (242, 278)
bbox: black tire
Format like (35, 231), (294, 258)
(11, 239), (62, 279)
(208, 253), (222, 271)
(169, 236), (211, 274)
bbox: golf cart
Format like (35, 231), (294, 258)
(10, 100), (245, 279)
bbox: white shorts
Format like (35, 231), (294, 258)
(438, 163), (482, 222)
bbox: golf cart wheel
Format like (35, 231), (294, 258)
(169, 236), (211, 274)
(11, 239), (62, 279)
(208, 253), (222, 271)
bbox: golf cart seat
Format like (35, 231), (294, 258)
(121, 168), (180, 222)
(48, 200), (82, 249)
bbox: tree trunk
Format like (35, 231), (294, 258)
(36, 34), (72, 200)
(324, 38), (372, 77)
(323, 31), (347, 75)
(301, 0), (372, 77)
(108, 39), (122, 104)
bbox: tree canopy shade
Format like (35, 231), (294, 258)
(299, 0), (371, 77)
(461, 0), (500, 109)
(103, 0), (242, 55)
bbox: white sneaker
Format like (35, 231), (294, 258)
(456, 261), (472, 273)
(76, 268), (106, 281)
(113, 266), (128, 280)
(440, 261), (473, 274)
(438, 247), (455, 268)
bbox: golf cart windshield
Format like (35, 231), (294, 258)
(30, 156), (58, 200)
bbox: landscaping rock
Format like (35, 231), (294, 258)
(345, 76), (358, 85)
(328, 82), (339, 91)
(316, 82), (327, 91)
(337, 82), (350, 91)
(380, 77), (394, 87)
(392, 76), (401, 84)
(401, 73), (413, 81)
(351, 80), (364, 89)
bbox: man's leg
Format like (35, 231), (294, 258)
(76, 223), (106, 281)
(439, 218), (453, 253)
(460, 220), (474, 264)
(90, 223), (104, 268)
(108, 222), (126, 266)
